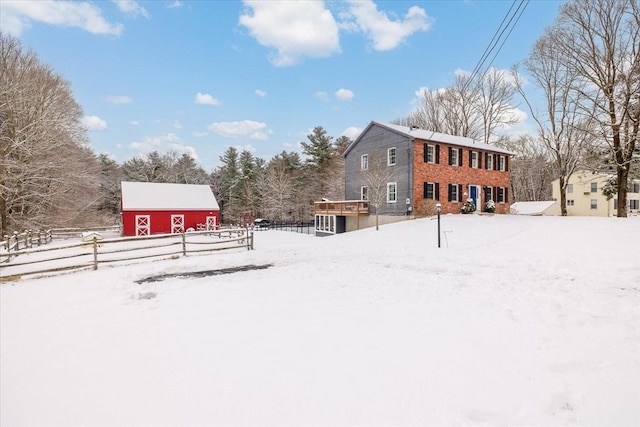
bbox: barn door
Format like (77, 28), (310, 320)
(171, 215), (184, 233)
(135, 215), (150, 236)
(205, 216), (217, 230)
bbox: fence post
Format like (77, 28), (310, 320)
(13, 231), (19, 251)
(92, 237), (99, 270)
(182, 232), (187, 256)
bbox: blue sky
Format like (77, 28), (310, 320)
(1, 0), (564, 170)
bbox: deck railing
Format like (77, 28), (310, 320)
(314, 200), (370, 216)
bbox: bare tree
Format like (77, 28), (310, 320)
(398, 69), (518, 144)
(0, 33), (101, 235)
(259, 157), (296, 221)
(477, 68), (520, 145)
(498, 135), (554, 202)
(547, 0), (639, 217)
(362, 157), (396, 231)
(515, 32), (595, 215)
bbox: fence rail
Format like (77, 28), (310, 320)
(1, 230), (53, 259)
(1, 228), (253, 283)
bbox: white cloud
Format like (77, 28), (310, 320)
(167, 1), (183, 9)
(106, 95), (133, 104)
(82, 115), (108, 131)
(112, 0), (149, 18)
(335, 88), (354, 101)
(342, 0), (432, 51)
(342, 126), (362, 140)
(207, 120), (270, 140)
(172, 120), (183, 130)
(192, 131), (208, 138)
(0, 0), (124, 36)
(129, 120), (139, 126)
(195, 92), (221, 106)
(255, 89), (267, 97)
(315, 91), (329, 102)
(128, 132), (198, 160)
(239, 0), (341, 66)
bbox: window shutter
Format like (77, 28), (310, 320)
(458, 184), (463, 201)
(505, 188), (509, 203)
(469, 150), (473, 167)
(448, 184), (453, 202)
(478, 152), (482, 168)
(505, 156), (509, 171)
(448, 147), (453, 165)
(435, 145), (440, 164)
(435, 183), (440, 201)
(458, 149), (463, 166)
(485, 153), (489, 169)
(423, 144), (428, 163)
(423, 182), (428, 198)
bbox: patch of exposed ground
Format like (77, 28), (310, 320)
(134, 264), (274, 284)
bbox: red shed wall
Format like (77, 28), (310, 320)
(121, 210), (220, 236)
(413, 141), (511, 214)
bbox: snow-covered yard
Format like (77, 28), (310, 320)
(1, 214), (639, 426)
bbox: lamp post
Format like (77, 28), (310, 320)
(436, 203), (441, 248)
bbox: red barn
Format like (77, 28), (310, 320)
(120, 181), (220, 236)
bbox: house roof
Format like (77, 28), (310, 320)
(121, 181), (219, 211)
(344, 121), (515, 156)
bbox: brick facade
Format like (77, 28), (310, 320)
(344, 121), (512, 216)
(413, 141), (511, 214)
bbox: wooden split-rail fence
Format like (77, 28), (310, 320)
(1, 227), (254, 283)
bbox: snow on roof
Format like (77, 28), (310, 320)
(510, 201), (559, 216)
(121, 181), (219, 211)
(366, 121), (515, 155)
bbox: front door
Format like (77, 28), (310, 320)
(469, 185), (479, 212)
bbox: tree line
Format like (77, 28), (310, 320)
(1, 0), (638, 236)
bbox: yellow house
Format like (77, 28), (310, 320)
(551, 170), (640, 216)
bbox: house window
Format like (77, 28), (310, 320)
(449, 147), (461, 166)
(424, 144), (440, 164)
(486, 153), (493, 170)
(361, 154), (368, 170)
(498, 155), (506, 171)
(630, 200), (639, 210)
(591, 182), (597, 193)
(567, 199), (575, 206)
(591, 199), (597, 209)
(567, 184), (573, 193)
(423, 182), (439, 200)
(470, 151), (478, 168)
(361, 186), (368, 200)
(387, 182), (397, 203)
(315, 215), (336, 234)
(496, 187), (508, 203)
(632, 183), (640, 193)
(387, 147), (396, 166)
(448, 184), (461, 202)
(484, 186), (493, 203)
(425, 144), (434, 163)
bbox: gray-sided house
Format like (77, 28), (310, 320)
(318, 121), (513, 234)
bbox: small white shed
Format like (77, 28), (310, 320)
(510, 201), (561, 216)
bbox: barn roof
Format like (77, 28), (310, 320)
(121, 181), (219, 211)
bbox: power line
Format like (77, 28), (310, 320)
(466, 0), (530, 85)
